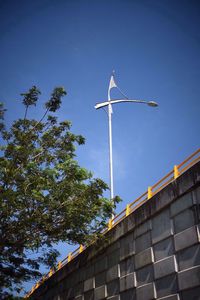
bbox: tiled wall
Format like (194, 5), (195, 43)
(31, 164), (200, 300)
(75, 189), (200, 300)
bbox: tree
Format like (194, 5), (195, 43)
(0, 87), (120, 298)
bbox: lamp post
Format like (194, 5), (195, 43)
(95, 74), (158, 202)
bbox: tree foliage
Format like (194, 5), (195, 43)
(0, 87), (120, 298)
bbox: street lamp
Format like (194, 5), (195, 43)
(95, 74), (158, 202)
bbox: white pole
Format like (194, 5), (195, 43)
(108, 87), (114, 201)
(108, 104), (114, 200)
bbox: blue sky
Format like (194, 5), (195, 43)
(0, 0), (200, 293)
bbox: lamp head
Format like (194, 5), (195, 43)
(148, 101), (158, 107)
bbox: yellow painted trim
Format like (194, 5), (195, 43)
(68, 252), (72, 262)
(174, 165), (179, 179)
(57, 261), (62, 270)
(108, 218), (112, 230)
(148, 186), (153, 199)
(79, 245), (84, 253)
(126, 204), (131, 216)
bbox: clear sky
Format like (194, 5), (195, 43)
(1, 0), (200, 293)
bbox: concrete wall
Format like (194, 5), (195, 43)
(30, 161), (200, 300)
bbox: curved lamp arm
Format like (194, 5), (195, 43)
(95, 99), (158, 110)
